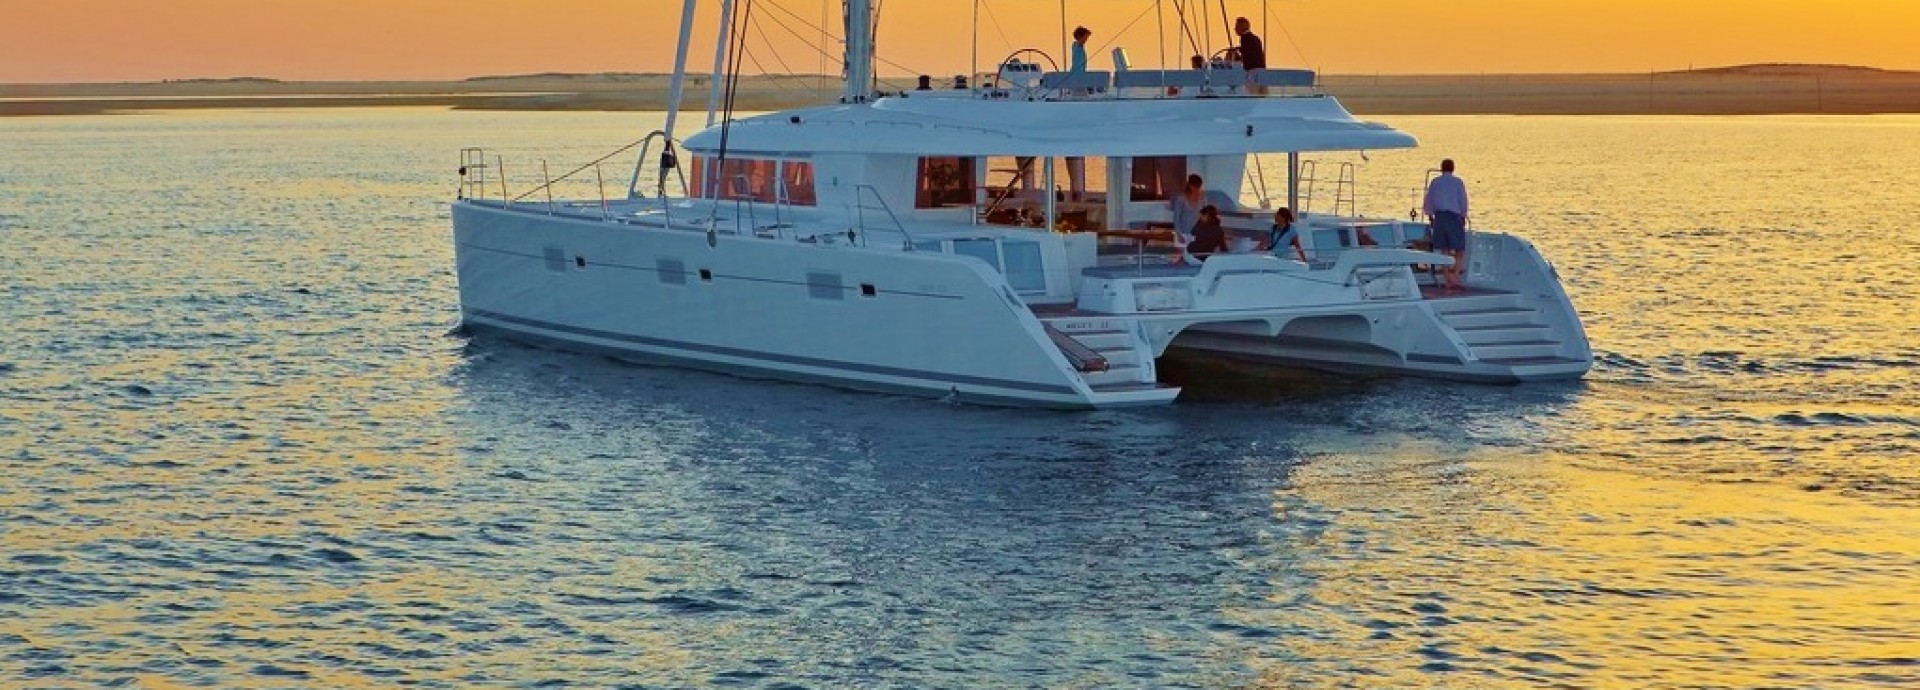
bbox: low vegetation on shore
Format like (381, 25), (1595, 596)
(6, 64), (1918, 117)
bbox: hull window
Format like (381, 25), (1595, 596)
(657, 258), (687, 284)
(806, 271), (845, 300)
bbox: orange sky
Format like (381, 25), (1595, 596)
(3, 0), (1918, 83)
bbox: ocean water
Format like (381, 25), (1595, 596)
(2, 108), (1917, 688)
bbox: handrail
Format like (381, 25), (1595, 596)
(632, 130), (692, 201)
(731, 173), (757, 234)
(504, 131), (668, 205)
(458, 148), (489, 200)
(1249, 153), (1273, 210)
(594, 164), (610, 220)
(1297, 160), (1316, 214)
(1409, 168), (1442, 221)
(851, 184), (914, 248)
(1298, 159), (1357, 217)
(540, 160), (555, 214)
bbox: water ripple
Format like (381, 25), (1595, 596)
(2, 110), (1918, 688)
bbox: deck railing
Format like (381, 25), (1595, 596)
(851, 184), (914, 249)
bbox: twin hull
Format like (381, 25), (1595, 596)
(453, 203), (1591, 407)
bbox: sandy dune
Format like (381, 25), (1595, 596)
(6, 65), (1918, 117)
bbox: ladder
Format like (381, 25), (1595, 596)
(459, 147), (491, 201)
(1298, 160), (1357, 217)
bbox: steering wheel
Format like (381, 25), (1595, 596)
(991, 48), (1060, 89)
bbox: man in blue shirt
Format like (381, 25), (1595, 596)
(1422, 159), (1471, 291)
(1070, 27), (1091, 73)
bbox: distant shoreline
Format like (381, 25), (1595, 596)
(7, 65), (1920, 117)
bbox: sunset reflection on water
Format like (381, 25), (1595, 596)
(2, 109), (1916, 687)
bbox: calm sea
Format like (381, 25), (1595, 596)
(2, 108), (1917, 688)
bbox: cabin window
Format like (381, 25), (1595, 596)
(781, 161), (817, 206)
(1130, 156), (1188, 201)
(983, 156), (1039, 207)
(717, 158), (780, 203)
(688, 157), (812, 205)
(689, 157), (776, 202)
(952, 239), (1001, 272)
(1053, 156), (1107, 203)
(916, 157), (977, 209)
(1002, 241), (1046, 293)
(688, 157), (705, 197)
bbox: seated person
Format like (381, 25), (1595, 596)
(1185, 205), (1228, 261)
(1261, 207), (1305, 261)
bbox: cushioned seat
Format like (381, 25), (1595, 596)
(1252, 69), (1316, 88)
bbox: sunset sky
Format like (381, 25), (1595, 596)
(4, 0), (1918, 83)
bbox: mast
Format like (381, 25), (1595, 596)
(971, 0), (979, 91)
(661, 0), (700, 145)
(705, 0), (737, 127)
(634, 0), (702, 199)
(843, 0), (874, 103)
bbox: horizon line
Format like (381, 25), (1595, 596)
(5, 62), (1916, 87)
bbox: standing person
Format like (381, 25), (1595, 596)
(1070, 26), (1091, 73)
(1170, 173), (1206, 246)
(1234, 17), (1267, 94)
(1422, 158), (1470, 291)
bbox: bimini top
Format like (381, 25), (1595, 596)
(680, 94), (1416, 158)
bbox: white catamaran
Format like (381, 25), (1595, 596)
(450, 0), (1591, 408)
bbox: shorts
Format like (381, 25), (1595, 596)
(1430, 211), (1467, 252)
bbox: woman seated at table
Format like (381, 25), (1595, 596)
(1185, 205), (1228, 263)
(1261, 207), (1306, 261)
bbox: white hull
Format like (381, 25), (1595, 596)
(453, 201), (1175, 408)
(453, 199), (1588, 408)
(449, 5), (1590, 407)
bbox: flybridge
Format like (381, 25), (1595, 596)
(676, 0), (1321, 115)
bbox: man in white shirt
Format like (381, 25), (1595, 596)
(1422, 158), (1470, 291)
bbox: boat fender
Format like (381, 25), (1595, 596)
(1246, 125), (1254, 137)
